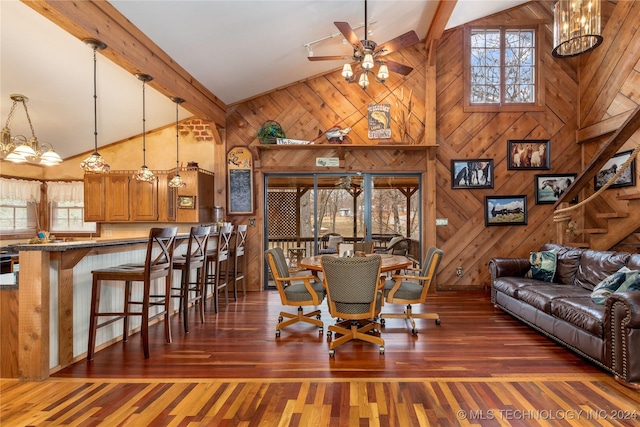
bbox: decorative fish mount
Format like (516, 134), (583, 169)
(325, 126), (352, 142)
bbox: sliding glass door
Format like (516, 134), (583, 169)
(264, 173), (420, 288)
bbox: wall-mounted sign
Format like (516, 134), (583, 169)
(316, 157), (340, 167)
(368, 103), (391, 139)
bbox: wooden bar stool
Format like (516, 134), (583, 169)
(204, 225), (234, 313)
(171, 225), (210, 333)
(229, 224), (247, 299)
(87, 227), (178, 360)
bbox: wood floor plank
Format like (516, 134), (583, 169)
(2, 291), (640, 425)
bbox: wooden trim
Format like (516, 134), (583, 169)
(577, 111), (633, 143)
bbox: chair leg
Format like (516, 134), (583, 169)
(197, 268), (205, 324)
(163, 275), (172, 345)
(181, 268), (189, 333)
(123, 281), (132, 342)
(87, 277), (101, 361)
(142, 280), (151, 359)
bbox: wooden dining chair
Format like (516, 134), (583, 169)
(380, 246), (444, 335)
(204, 224), (234, 313)
(171, 225), (210, 333)
(265, 247), (325, 337)
(87, 227), (178, 360)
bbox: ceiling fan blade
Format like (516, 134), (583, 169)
(308, 55), (350, 61)
(383, 60), (414, 76)
(334, 21), (363, 49)
(375, 30), (420, 56)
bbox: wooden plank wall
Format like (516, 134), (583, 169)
(224, 1), (636, 291)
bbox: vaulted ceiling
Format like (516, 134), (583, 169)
(0, 1), (529, 161)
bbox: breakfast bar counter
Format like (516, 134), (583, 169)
(2, 237), (174, 381)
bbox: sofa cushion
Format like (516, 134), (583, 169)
(574, 250), (630, 291)
(626, 254), (640, 271)
(525, 250), (557, 282)
(551, 297), (605, 338)
(590, 267), (639, 304)
(549, 245), (584, 285)
(517, 284), (591, 314)
(492, 277), (544, 298)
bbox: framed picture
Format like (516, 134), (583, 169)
(534, 174), (577, 204)
(507, 139), (550, 170)
(485, 195), (527, 226)
(178, 195), (196, 209)
(594, 149), (636, 190)
(451, 159), (494, 189)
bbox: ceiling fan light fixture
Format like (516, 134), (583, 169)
(377, 64), (389, 82)
(358, 72), (370, 89)
(362, 53), (375, 69)
(342, 63), (353, 80)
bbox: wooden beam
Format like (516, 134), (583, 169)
(424, 0), (457, 65)
(557, 105), (640, 206)
(23, 0), (227, 128)
(577, 111), (633, 143)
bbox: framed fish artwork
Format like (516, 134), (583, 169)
(368, 104), (391, 139)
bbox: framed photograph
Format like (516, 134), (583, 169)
(451, 159), (494, 189)
(594, 149), (636, 190)
(485, 195), (527, 226)
(535, 174), (577, 204)
(507, 140), (550, 170)
(178, 195), (196, 209)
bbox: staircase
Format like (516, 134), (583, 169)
(580, 194), (640, 251)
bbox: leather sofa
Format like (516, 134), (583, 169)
(489, 243), (640, 389)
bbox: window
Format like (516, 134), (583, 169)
(47, 181), (96, 235)
(50, 201), (96, 233)
(0, 200), (37, 235)
(0, 178), (41, 238)
(465, 25), (544, 112)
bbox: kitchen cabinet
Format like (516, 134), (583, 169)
(84, 168), (214, 223)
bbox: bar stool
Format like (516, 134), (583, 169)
(204, 225), (234, 313)
(87, 227), (178, 360)
(171, 225), (210, 333)
(230, 224), (247, 299)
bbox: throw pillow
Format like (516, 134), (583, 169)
(590, 267), (638, 304)
(525, 250), (557, 282)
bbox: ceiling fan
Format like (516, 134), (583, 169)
(308, 0), (420, 89)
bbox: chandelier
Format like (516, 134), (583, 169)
(80, 38), (110, 173)
(168, 96), (187, 188)
(552, 0), (603, 58)
(1, 94), (62, 165)
(133, 73), (156, 183)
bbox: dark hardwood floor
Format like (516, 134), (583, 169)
(2, 289), (639, 426)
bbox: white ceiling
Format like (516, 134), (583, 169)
(0, 0), (529, 161)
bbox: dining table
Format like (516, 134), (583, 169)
(298, 253), (413, 274)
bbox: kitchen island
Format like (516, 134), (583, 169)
(1, 237), (180, 381)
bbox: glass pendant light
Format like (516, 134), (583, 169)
(133, 73), (156, 183)
(80, 38), (110, 173)
(168, 97), (187, 188)
(358, 71), (370, 89)
(376, 64), (389, 82)
(341, 64), (353, 81)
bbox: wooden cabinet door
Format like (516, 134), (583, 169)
(131, 177), (158, 221)
(106, 175), (130, 221)
(83, 174), (106, 222)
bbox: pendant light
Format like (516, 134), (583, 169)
(133, 73), (155, 183)
(552, 0), (603, 58)
(80, 38), (110, 173)
(168, 97), (187, 188)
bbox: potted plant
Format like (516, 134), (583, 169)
(257, 120), (286, 146)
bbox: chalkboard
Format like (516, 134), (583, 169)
(227, 147), (254, 214)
